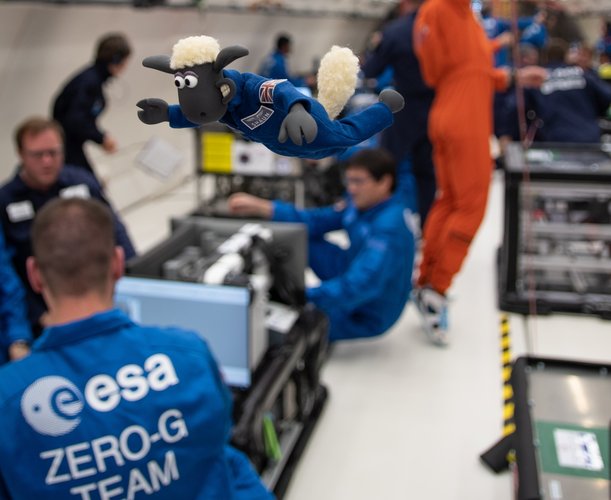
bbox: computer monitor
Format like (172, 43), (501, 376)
(114, 276), (252, 388)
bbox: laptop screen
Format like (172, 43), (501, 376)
(114, 276), (251, 388)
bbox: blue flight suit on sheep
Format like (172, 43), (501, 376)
(167, 70), (395, 160)
(271, 195), (414, 342)
(0, 309), (273, 499)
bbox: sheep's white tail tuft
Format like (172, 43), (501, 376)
(316, 46), (359, 120)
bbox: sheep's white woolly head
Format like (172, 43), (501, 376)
(170, 36), (221, 70)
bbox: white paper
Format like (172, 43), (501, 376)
(265, 302), (299, 334)
(553, 428), (604, 471)
(136, 136), (184, 180)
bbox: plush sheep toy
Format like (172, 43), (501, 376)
(137, 36), (404, 159)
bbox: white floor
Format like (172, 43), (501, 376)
(120, 169), (611, 500)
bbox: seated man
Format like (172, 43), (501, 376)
(228, 148), (415, 342)
(0, 197), (273, 499)
(0, 116), (136, 335)
(0, 226), (31, 364)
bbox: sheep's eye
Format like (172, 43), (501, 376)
(174, 76), (185, 89)
(184, 75), (199, 88)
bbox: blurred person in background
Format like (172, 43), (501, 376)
(411, 0), (546, 346)
(52, 32), (132, 181)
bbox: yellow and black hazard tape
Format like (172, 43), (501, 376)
(500, 314), (516, 464)
(500, 314), (515, 437)
(479, 314), (517, 472)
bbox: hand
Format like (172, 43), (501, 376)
(227, 193), (273, 218)
(278, 103), (318, 145)
(368, 31), (383, 51)
(137, 98), (170, 125)
(102, 134), (118, 154)
(39, 311), (51, 327)
(517, 66), (548, 88)
(498, 135), (513, 155)
(9, 341), (30, 361)
(494, 32), (514, 48)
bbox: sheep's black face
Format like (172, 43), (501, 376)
(176, 64), (228, 125)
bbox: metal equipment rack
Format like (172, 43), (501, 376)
(498, 142), (611, 318)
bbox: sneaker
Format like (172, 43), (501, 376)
(412, 287), (449, 346)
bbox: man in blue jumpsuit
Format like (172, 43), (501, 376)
(0, 117), (136, 335)
(361, 0), (436, 227)
(0, 227), (31, 364)
(166, 69), (396, 160)
(228, 148), (415, 341)
(258, 34), (307, 87)
(0, 197), (272, 499)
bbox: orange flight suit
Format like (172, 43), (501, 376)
(413, 0), (508, 294)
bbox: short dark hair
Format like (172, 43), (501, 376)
(345, 148), (397, 191)
(31, 198), (116, 296)
(543, 38), (569, 65)
(95, 33), (132, 66)
(14, 116), (64, 152)
(276, 34), (291, 51)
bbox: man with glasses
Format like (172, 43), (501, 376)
(0, 116), (136, 336)
(228, 148), (415, 342)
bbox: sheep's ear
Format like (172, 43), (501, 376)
(142, 55), (174, 74)
(214, 46), (249, 72)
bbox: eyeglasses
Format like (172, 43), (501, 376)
(24, 148), (63, 160)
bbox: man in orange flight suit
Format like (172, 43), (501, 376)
(412, 0), (546, 345)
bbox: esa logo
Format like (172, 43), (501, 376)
(20, 354), (178, 436)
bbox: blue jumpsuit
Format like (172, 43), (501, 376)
(362, 11), (436, 225)
(0, 228), (31, 364)
(52, 63), (111, 175)
(0, 166), (137, 330)
(520, 18), (548, 49)
(501, 63), (611, 143)
(168, 69), (394, 160)
(258, 51), (306, 87)
(0, 309), (273, 499)
(480, 12), (512, 68)
(272, 196), (415, 341)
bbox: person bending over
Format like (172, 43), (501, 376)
(229, 148), (415, 342)
(52, 32), (131, 179)
(0, 197), (273, 499)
